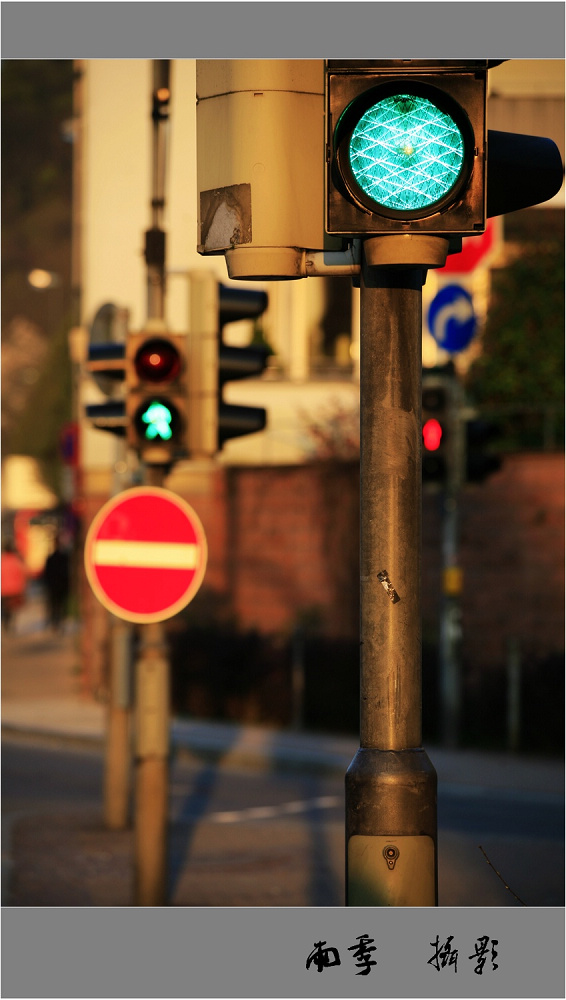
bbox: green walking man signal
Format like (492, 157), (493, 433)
(139, 400), (175, 442)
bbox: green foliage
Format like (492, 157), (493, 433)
(466, 241), (565, 408)
(1, 60), (73, 218)
(1, 60), (73, 336)
(2, 61), (74, 493)
(300, 399), (360, 461)
(9, 317), (73, 497)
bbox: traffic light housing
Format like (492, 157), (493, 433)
(126, 330), (188, 464)
(326, 60), (564, 240)
(84, 341), (127, 436)
(188, 273), (270, 456)
(217, 286), (269, 448)
(326, 60), (487, 238)
(465, 416), (502, 483)
(422, 370), (456, 486)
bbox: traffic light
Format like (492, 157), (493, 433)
(84, 341), (127, 436)
(327, 60), (487, 238)
(126, 330), (188, 464)
(422, 370), (456, 485)
(217, 285), (270, 448)
(465, 416), (502, 483)
(188, 273), (270, 456)
(326, 60), (564, 240)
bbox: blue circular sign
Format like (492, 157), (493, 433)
(427, 284), (477, 353)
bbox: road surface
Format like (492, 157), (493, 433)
(2, 736), (563, 907)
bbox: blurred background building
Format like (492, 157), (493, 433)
(2, 59), (564, 751)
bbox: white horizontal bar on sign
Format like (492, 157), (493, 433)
(93, 539), (199, 570)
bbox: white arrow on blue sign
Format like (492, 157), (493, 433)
(427, 284), (477, 354)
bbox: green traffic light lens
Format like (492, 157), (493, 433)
(347, 91), (466, 214)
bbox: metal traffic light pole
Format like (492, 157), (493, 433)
(324, 60), (483, 909)
(133, 59), (172, 907)
(439, 378), (465, 750)
(346, 236), (444, 907)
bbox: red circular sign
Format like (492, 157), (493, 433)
(84, 487), (207, 623)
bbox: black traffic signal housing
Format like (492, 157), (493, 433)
(84, 341), (128, 436)
(422, 369), (456, 486)
(126, 330), (188, 465)
(326, 60), (487, 238)
(465, 416), (502, 484)
(326, 60), (564, 239)
(217, 285), (270, 449)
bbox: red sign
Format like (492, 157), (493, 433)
(84, 487), (207, 623)
(440, 218), (498, 274)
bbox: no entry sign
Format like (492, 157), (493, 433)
(439, 218), (499, 274)
(84, 487), (207, 623)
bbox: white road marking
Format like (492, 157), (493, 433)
(209, 795), (342, 824)
(169, 789), (343, 824)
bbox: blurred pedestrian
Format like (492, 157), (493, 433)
(1, 541), (27, 631)
(43, 535), (70, 631)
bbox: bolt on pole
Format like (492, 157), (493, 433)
(346, 238), (438, 907)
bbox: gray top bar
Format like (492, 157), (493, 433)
(1, 2), (565, 59)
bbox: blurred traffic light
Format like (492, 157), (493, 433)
(84, 341), (127, 436)
(218, 285), (269, 448)
(126, 331), (188, 465)
(465, 417), (503, 483)
(422, 379), (452, 485)
(188, 272), (270, 456)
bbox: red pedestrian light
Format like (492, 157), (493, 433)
(423, 418), (443, 451)
(134, 338), (181, 383)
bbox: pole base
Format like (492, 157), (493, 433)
(345, 747), (437, 906)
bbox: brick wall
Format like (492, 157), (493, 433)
(79, 453), (564, 695)
(459, 453), (564, 674)
(220, 454), (564, 672)
(226, 462), (359, 638)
